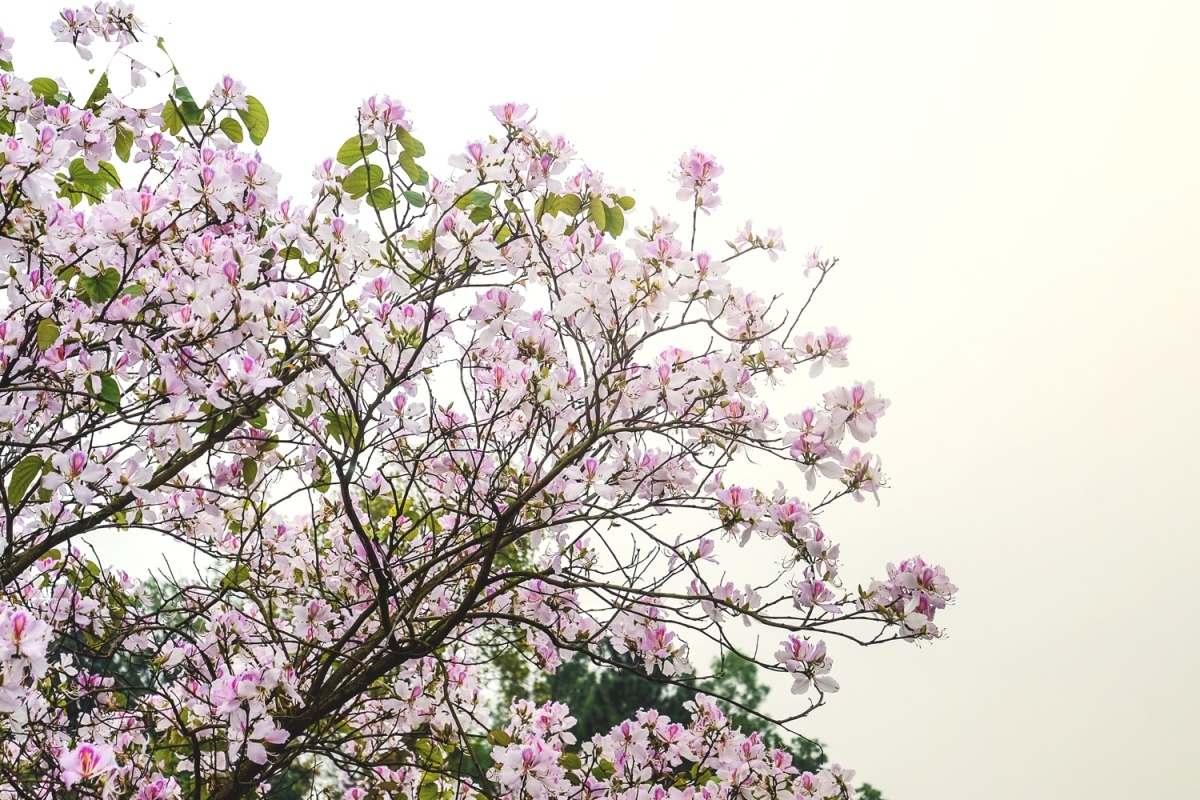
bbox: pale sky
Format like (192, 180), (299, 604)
(4, 2), (1198, 798)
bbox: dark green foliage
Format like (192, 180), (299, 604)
(55, 580), (317, 800)
(519, 649), (826, 774)
(502, 649), (887, 796)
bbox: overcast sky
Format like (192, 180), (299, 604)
(5, 2), (1199, 798)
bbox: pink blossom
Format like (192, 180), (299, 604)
(824, 380), (889, 442)
(774, 636), (839, 695)
(804, 248), (824, 276)
(762, 227), (786, 262)
(210, 74), (248, 110)
(491, 101), (533, 128)
(360, 93), (410, 136)
(840, 447), (884, 504)
(795, 326), (851, 377)
(59, 742), (116, 788)
(137, 776), (182, 800)
(860, 556), (958, 637)
(674, 148), (723, 213)
(0, 605), (51, 676)
(491, 739), (563, 799)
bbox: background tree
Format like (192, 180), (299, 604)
(0, 5), (953, 800)
(530, 650), (825, 768)
(499, 649), (885, 798)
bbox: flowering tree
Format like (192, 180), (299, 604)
(0, 5), (957, 800)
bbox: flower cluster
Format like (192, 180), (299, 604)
(50, 1), (141, 50)
(796, 327), (852, 377)
(780, 380), (890, 500)
(775, 636), (840, 696)
(0, 604), (52, 713)
(859, 557), (959, 638)
(675, 148), (724, 214)
(727, 219), (786, 262)
(360, 93), (410, 139)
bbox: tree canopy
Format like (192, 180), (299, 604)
(0, 5), (952, 799)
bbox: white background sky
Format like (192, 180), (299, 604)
(5, 2), (1199, 798)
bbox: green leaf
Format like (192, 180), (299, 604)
(248, 407), (269, 430)
(366, 186), (395, 209)
(418, 783), (440, 800)
(7, 456), (44, 503)
(336, 135), (379, 166)
(616, 195), (636, 210)
(559, 752), (583, 770)
(604, 203), (625, 237)
(65, 159), (121, 204)
(314, 459), (332, 493)
(291, 397), (314, 418)
(486, 730), (512, 747)
(78, 268), (122, 303)
(97, 161), (121, 188)
(398, 152), (424, 184)
(323, 410), (359, 446)
(241, 458), (258, 485)
(588, 197), (607, 231)
(114, 126), (133, 162)
(179, 99), (204, 126)
(67, 158), (96, 183)
(396, 127), (425, 157)
(58, 186), (83, 208)
(219, 117), (244, 143)
(457, 189), (494, 211)
(220, 563), (252, 588)
(198, 406), (231, 435)
(92, 373), (121, 414)
(402, 190), (426, 208)
(36, 319), (60, 350)
(556, 195), (582, 216)
(236, 95), (269, 145)
(161, 100), (183, 136)
(84, 72), (110, 107)
(30, 77), (59, 102)
(343, 164), (385, 198)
